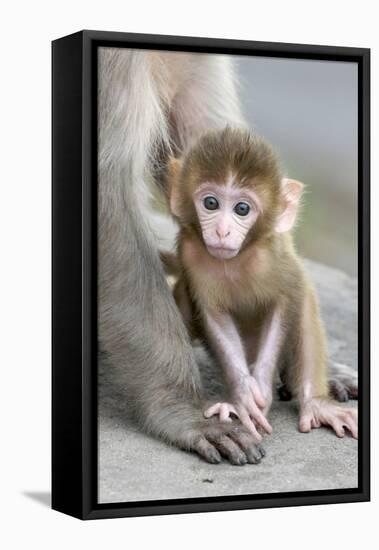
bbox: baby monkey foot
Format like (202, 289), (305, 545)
(299, 398), (358, 439)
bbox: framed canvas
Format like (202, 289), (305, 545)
(52, 30), (370, 520)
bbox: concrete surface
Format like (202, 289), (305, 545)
(98, 260), (358, 503)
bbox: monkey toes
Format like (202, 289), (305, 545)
(279, 367), (358, 403)
(328, 363), (358, 402)
(191, 422), (266, 466)
(299, 399), (358, 439)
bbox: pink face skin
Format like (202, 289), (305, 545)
(193, 179), (260, 260)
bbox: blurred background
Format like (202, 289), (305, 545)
(236, 56), (358, 276)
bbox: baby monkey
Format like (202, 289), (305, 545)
(166, 127), (357, 442)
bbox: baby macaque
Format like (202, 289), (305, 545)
(166, 127), (357, 442)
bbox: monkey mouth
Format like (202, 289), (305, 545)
(206, 245), (239, 259)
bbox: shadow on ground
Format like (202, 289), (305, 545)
(23, 492), (51, 508)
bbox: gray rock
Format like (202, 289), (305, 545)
(98, 259), (358, 503)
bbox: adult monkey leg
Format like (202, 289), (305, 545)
(98, 48), (262, 464)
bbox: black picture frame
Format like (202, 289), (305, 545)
(52, 30), (370, 520)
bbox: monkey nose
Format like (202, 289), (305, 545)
(216, 228), (231, 238)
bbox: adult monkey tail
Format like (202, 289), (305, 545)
(98, 48), (265, 465)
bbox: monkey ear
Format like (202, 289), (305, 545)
(275, 178), (304, 233)
(167, 157), (183, 218)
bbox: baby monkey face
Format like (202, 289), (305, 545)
(193, 178), (260, 260)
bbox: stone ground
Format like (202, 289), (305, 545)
(98, 260), (358, 503)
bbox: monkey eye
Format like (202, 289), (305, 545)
(203, 196), (219, 211)
(234, 202), (250, 216)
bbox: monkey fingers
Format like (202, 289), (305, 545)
(242, 397), (273, 435)
(192, 435), (222, 464)
(234, 407), (263, 441)
(205, 402), (270, 440)
(248, 377), (267, 409)
(204, 402), (265, 441)
(204, 402), (238, 423)
(207, 434), (249, 465)
(192, 422), (264, 465)
(229, 430), (266, 464)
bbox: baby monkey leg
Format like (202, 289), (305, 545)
(286, 288), (358, 439)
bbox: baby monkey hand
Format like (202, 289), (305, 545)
(204, 376), (273, 441)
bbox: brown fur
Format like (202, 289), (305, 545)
(169, 127), (282, 246)
(165, 127), (357, 440)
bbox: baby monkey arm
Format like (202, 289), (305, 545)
(202, 311), (272, 440)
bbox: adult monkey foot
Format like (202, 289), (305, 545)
(187, 419), (266, 465)
(328, 362), (358, 402)
(278, 363), (358, 403)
